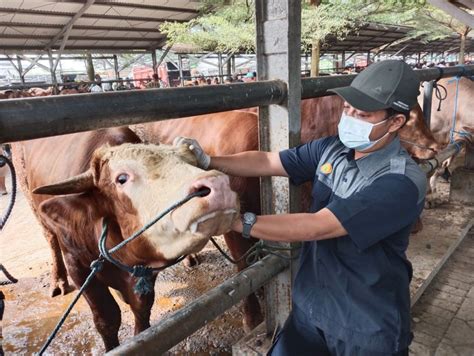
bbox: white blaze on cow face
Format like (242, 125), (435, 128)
(97, 143), (239, 260)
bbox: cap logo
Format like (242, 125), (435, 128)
(393, 101), (409, 110)
(320, 162), (333, 175)
(373, 86), (383, 94)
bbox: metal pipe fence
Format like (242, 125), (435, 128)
(1, 65), (472, 145)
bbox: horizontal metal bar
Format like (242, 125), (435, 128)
(0, 34), (165, 42)
(301, 74), (356, 98)
(107, 255), (289, 355)
(49, 0), (200, 13)
(0, 7), (189, 23)
(0, 22), (162, 33)
(419, 140), (467, 175)
(301, 65), (474, 99)
(0, 80), (286, 143)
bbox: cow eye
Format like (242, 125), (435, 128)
(116, 173), (129, 185)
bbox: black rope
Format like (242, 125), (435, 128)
(37, 259), (104, 356)
(0, 154), (17, 230)
(0, 264), (18, 285)
(210, 237), (300, 266)
(433, 82), (447, 111)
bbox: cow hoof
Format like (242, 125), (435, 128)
(50, 280), (74, 297)
(183, 254), (200, 268)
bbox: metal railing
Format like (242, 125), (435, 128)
(1, 65), (472, 145)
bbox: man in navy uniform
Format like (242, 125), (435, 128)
(175, 60), (426, 355)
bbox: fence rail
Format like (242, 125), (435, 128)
(107, 255), (289, 355)
(0, 66), (472, 145)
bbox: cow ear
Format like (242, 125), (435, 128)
(38, 195), (103, 235)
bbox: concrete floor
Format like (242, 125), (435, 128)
(410, 228), (474, 356)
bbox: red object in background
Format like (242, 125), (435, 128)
(132, 66), (154, 88)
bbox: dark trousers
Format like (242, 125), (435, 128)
(268, 305), (409, 356)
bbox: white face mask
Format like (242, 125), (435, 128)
(338, 113), (390, 151)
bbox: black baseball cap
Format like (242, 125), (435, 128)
(329, 60), (420, 112)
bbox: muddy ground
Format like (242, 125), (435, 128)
(1, 174), (473, 355)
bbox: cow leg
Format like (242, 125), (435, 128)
(43, 228), (73, 297)
(120, 276), (157, 335)
(223, 231), (263, 332)
(72, 270), (122, 351)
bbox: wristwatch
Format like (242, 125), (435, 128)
(241, 212), (257, 239)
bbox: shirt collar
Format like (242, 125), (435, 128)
(342, 136), (402, 179)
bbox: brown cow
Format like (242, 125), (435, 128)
(13, 127), (240, 350)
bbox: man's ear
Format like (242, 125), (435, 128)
(388, 114), (407, 132)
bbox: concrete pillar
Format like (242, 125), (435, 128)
(256, 0), (301, 335)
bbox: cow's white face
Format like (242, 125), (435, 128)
(95, 143), (239, 260)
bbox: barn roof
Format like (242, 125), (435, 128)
(321, 23), (412, 54)
(0, 0), (201, 53)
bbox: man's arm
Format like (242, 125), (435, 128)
(232, 208), (347, 242)
(210, 151), (288, 177)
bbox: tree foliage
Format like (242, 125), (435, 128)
(160, 0), (255, 53)
(160, 0), (471, 53)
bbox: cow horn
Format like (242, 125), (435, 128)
(33, 171), (94, 195)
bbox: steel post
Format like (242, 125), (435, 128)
(151, 50), (157, 75)
(113, 54), (119, 79)
(423, 80), (434, 127)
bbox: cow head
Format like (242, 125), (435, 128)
(399, 105), (442, 160)
(34, 143), (240, 264)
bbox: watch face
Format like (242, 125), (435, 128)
(243, 212), (256, 224)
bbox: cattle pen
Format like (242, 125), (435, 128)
(1, 1), (474, 355)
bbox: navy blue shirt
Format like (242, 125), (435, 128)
(279, 136), (426, 353)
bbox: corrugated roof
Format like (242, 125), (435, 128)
(0, 0), (201, 53)
(321, 23), (412, 53)
(380, 35), (474, 55)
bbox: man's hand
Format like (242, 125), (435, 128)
(173, 136), (211, 169)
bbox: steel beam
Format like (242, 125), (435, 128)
(0, 22), (162, 33)
(0, 34), (165, 43)
(47, 0), (199, 13)
(0, 7), (189, 23)
(255, 0), (302, 336)
(428, 0), (474, 28)
(0, 81), (286, 144)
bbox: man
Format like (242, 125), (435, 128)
(146, 73), (161, 89)
(175, 60), (426, 355)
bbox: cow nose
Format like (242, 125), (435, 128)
(188, 174), (236, 211)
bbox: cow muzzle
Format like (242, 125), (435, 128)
(171, 173), (239, 236)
